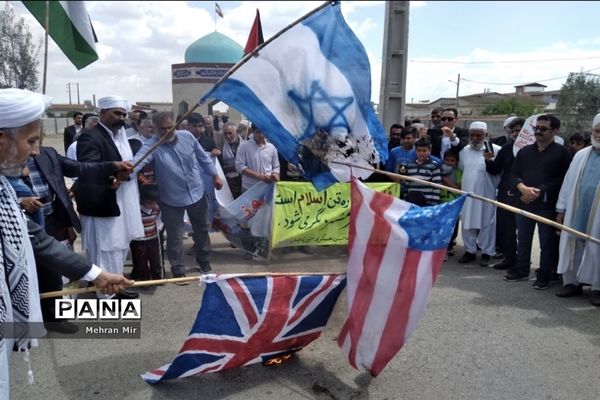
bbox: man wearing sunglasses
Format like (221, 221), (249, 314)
(504, 115), (571, 290)
(427, 108), (467, 159)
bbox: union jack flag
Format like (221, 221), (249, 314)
(142, 273), (346, 383)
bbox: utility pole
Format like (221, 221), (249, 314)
(76, 83), (80, 104)
(379, 1), (410, 134)
(448, 73), (461, 108)
(66, 83), (72, 104)
(456, 73), (460, 108)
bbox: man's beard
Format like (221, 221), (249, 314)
(112, 121), (125, 130)
(592, 135), (600, 149)
(470, 142), (483, 150)
(0, 141), (24, 176)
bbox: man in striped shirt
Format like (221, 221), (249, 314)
(403, 137), (441, 206)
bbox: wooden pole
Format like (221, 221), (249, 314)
(41, 0), (49, 94)
(39, 271), (344, 299)
(332, 161), (600, 246)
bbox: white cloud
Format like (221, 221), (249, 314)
(8, 0), (599, 110)
(406, 45), (600, 102)
(8, 0), (388, 106)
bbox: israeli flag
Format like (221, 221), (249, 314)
(200, 2), (388, 190)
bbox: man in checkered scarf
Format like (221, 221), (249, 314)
(0, 88), (134, 398)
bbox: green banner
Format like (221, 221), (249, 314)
(271, 182), (400, 247)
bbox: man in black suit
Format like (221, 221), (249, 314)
(426, 107), (468, 159)
(63, 111), (83, 153)
(20, 146), (134, 332)
(75, 96), (145, 298)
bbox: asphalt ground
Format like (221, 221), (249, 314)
(9, 135), (600, 400)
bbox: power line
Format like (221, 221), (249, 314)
(410, 55), (600, 65)
(460, 66), (600, 86)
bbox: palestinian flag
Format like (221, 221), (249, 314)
(22, 1), (98, 70)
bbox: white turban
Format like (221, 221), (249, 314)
(503, 116), (517, 128)
(98, 95), (130, 111)
(0, 88), (52, 128)
(593, 113), (600, 129)
(469, 121), (487, 131)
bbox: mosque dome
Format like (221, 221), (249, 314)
(184, 31), (244, 64)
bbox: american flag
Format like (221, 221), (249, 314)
(337, 178), (465, 376)
(143, 273), (346, 383)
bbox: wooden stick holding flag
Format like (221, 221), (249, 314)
(332, 161), (600, 245)
(39, 271), (344, 299)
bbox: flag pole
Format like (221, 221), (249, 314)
(39, 272), (345, 299)
(41, 0), (49, 94)
(133, 1), (336, 169)
(331, 161), (600, 246)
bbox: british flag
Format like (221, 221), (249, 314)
(142, 273), (346, 383)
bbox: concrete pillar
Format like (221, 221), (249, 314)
(378, 1), (410, 134)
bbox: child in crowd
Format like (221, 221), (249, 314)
(386, 126), (417, 174)
(440, 149), (462, 258)
(129, 184), (163, 281)
(568, 131), (591, 155)
(403, 137), (441, 207)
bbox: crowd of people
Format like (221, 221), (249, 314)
(385, 107), (599, 303)
(0, 88), (598, 398)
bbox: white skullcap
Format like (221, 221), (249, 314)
(97, 95), (130, 111)
(469, 121), (487, 131)
(593, 113), (600, 129)
(0, 88), (52, 128)
(503, 116), (517, 128)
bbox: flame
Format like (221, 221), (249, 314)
(262, 353), (293, 367)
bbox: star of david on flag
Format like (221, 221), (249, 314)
(338, 178), (466, 376)
(142, 274), (346, 383)
(199, 1), (388, 191)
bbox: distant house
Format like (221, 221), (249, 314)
(514, 82), (547, 95)
(45, 103), (96, 118)
(134, 102), (174, 113)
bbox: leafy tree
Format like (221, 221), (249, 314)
(0, 3), (40, 90)
(555, 72), (600, 134)
(481, 97), (540, 117)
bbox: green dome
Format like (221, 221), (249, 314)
(184, 32), (244, 64)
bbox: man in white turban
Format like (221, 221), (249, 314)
(0, 88), (133, 398)
(74, 95), (144, 299)
(555, 114), (600, 305)
(457, 121), (500, 266)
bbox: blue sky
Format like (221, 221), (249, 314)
(9, 1), (600, 105)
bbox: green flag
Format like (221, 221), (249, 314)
(22, 1), (98, 70)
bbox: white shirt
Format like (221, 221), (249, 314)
(235, 139), (280, 190)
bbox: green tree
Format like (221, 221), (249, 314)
(0, 3), (40, 90)
(481, 97), (540, 117)
(555, 72), (600, 134)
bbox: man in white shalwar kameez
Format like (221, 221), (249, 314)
(457, 122), (500, 266)
(555, 114), (600, 305)
(77, 96), (144, 298)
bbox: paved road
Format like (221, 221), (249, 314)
(9, 135), (600, 400)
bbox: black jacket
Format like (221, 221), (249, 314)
(28, 219), (91, 281)
(74, 124), (123, 217)
(63, 125), (78, 153)
(34, 146), (117, 231)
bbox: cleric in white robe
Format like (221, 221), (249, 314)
(556, 113), (600, 304)
(76, 96), (143, 297)
(458, 122), (501, 266)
